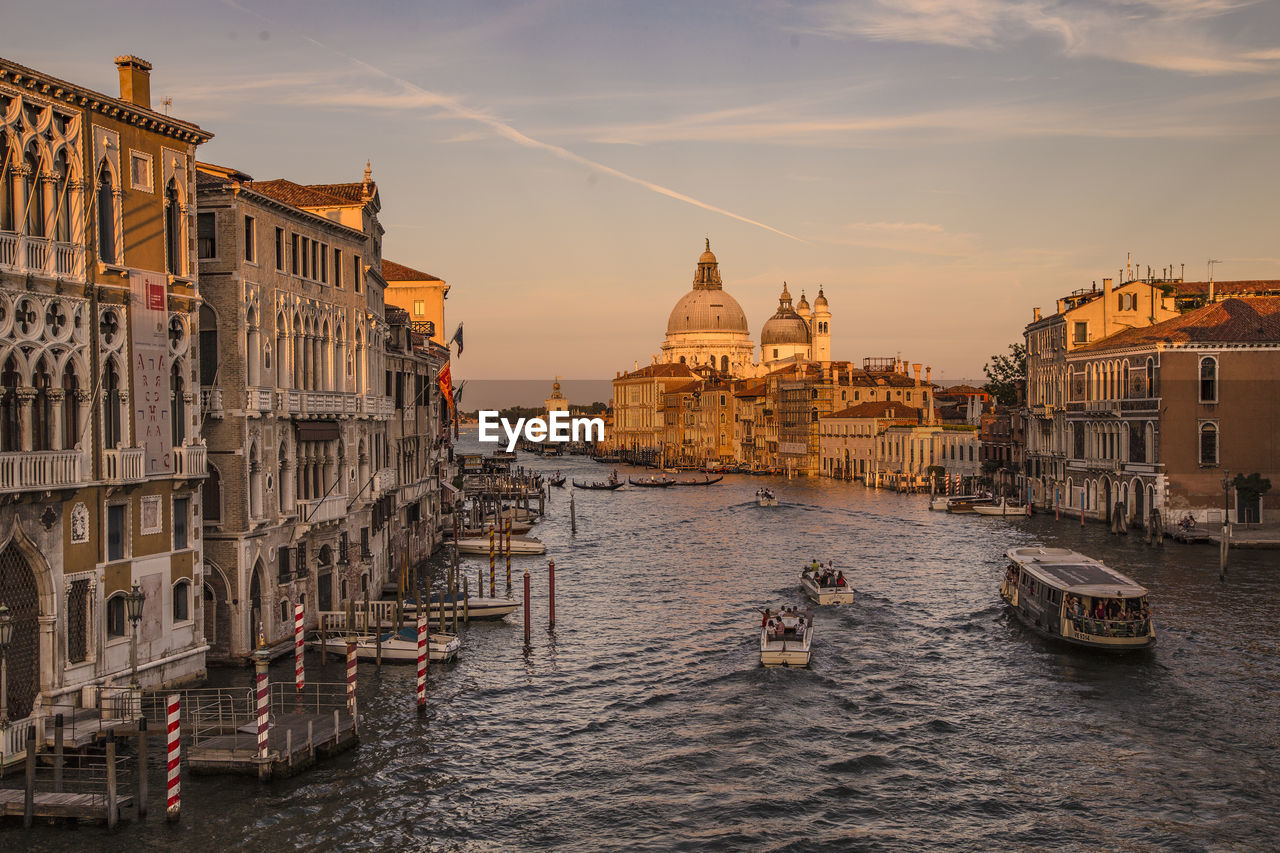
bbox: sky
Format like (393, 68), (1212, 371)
(6, 1), (1280, 385)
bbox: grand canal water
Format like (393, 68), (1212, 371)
(12, 438), (1280, 851)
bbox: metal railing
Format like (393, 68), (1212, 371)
(1070, 616), (1151, 638)
(189, 687), (256, 747)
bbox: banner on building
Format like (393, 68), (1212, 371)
(130, 271), (172, 475)
(438, 363), (454, 413)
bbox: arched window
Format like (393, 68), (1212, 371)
(173, 580), (191, 623)
(23, 146), (44, 237)
(1, 355), (21, 452)
(0, 129), (12, 231)
(199, 304), (218, 386)
(249, 443), (263, 519)
(203, 463), (222, 522)
(1199, 422), (1218, 466)
(720, 354), (728, 374)
(164, 178), (182, 274)
(171, 363), (186, 446)
(106, 593), (126, 638)
(1146, 357), (1155, 398)
(1199, 357), (1217, 403)
(62, 362), (80, 450)
(97, 161), (117, 264)
(104, 358), (123, 447)
(52, 149), (71, 242)
(32, 356), (53, 451)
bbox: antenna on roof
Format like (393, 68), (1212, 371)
(162, 97), (172, 115)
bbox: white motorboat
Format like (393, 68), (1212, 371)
(946, 494), (995, 514)
(759, 607), (813, 667)
(757, 489), (778, 507)
(455, 535), (547, 555)
(800, 567), (854, 605)
(312, 627), (460, 663)
(973, 497), (1028, 517)
(404, 593), (519, 621)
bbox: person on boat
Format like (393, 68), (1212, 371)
(836, 571), (847, 587)
(810, 558), (821, 573)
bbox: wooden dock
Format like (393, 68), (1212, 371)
(188, 709), (358, 779)
(0, 788), (133, 823)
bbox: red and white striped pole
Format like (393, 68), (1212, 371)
(346, 638), (357, 720)
(165, 694), (181, 821)
(294, 603), (305, 693)
(254, 656), (269, 762)
(415, 613), (427, 714)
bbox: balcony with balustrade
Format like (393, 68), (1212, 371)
(0, 449), (84, 493)
(246, 387), (274, 415)
(201, 388), (224, 419)
(0, 233), (87, 281)
(101, 447), (145, 484)
(172, 444), (207, 478)
(297, 493), (349, 526)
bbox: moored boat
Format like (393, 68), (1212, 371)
(946, 494), (994, 514)
(1001, 546), (1156, 652)
(456, 535), (547, 555)
(932, 493), (984, 511)
(973, 497), (1028, 517)
(573, 479), (624, 490)
(404, 593), (519, 621)
(628, 476), (675, 488)
(800, 565), (854, 605)
(759, 606), (813, 667)
(312, 628), (461, 663)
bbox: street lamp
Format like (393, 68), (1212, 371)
(0, 602), (13, 727)
(125, 581), (146, 688)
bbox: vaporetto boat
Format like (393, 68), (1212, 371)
(1001, 546), (1156, 652)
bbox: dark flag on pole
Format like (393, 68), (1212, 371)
(450, 322), (464, 356)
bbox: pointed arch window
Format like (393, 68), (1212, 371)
(32, 356), (53, 451)
(0, 128), (12, 231)
(23, 146), (45, 237)
(164, 178), (182, 274)
(199, 304), (219, 386)
(171, 363), (186, 446)
(0, 355), (19, 451)
(97, 161), (118, 263)
(104, 358), (123, 448)
(62, 362), (81, 450)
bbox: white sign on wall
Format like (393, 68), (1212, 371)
(130, 271), (172, 475)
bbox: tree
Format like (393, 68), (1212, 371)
(983, 343), (1027, 407)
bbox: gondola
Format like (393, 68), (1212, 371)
(547, 474), (566, 487)
(674, 475), (723, 486)
(573, 479), (624, 490)
(628, 477), (675, 488)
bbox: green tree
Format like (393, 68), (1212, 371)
(983, 343), (1027, 407)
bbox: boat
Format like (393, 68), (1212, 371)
(449, 521), (534, 537)
(756, 488), (778, 507)
(573, 479), (624, 490)
(312, 628), (461, 663)
(455, 535), (547, 555)
(800, 565), (854, 605)
(404, 593), (519, 621)
(547, 474), (566, 487)
(674, 475), (723, 486)
(973, 497), (1028, 517)
(591, 455), (620, 463)
(931, 493), (983, 511)
(1001, 546), (1156, 652)
(628, 476), (675, 488)
(759, 606), (813, 667)
(946, 494), (995, 514)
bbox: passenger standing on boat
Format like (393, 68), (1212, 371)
(836, 571), (846, 587)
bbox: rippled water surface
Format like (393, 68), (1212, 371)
(12, 439), (1280, 852)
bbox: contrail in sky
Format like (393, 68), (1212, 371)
(223, 0), (806, 243)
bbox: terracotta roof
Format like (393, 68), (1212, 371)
(826, 401), (921, 420)
(305, 182), (371, 203)
(1075, 297), (1280, 353)
(244, 179), (353, 208)
(383, 260), (442, 282)
(734, 378), (768, 398)
(937, 384), (987, 396)
(663, 380), (702, 396)
(619, 363), (697, 380)
(1174, 280), (1280, 297)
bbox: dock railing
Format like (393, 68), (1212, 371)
(188, 687), (256, 748)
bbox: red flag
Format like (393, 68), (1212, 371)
(438, 363), (454, 413)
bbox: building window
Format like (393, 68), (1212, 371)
(129, 151), (153, 192)
(97, 161), (118, 264)
(197, 212), (216, 258)
(281, 600), (290, 623)
(174, 496), (189, 549)
(278, 545), (292, 582)
(291, 233), (300, 275)
(300, 236), (310, 278)
(164, 179), (182, 274)
(1199, 357), (1217, 403)
(319, 243), (328, 282)
(1073, 322), (1088, 344)
(311, 240), (319, 280)
(107, 503), (127, 562)
(354, 254), (362, 292)
(107, 594), (126, 638)
(413, 300), (425, 317)
(173, 580), (191, 623)
(1199, 422), (1218, 466)
(244, 215), (256, 262)
(334, 248), (343, 288)
(275, 227), (285, 270)
(66, 578), (91, 663)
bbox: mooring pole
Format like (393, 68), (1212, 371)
(53, 712), (64, 792)
(570, 492), (577, 535)
(105, 730), (118, 829)
(416, 612), (427, 715)
(548, 559), (556, 628)
(166, 694), (181, 821)
(137, 716), (149, 818)
(523, 568), (531, 647)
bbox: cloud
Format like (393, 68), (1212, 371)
(816, 221), (978, 256)
(802, 0), (1279, 75)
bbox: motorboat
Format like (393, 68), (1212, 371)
(756, 488), (778, 507)
(946, 494), (995, 514)
(628, 476), (675, 488)
(973, 497), (1028, 517)
(1001, 546), (1156, 651)
(931, 493), (983, 511)
(800, 565), (854, 605)
(449, 521), (534, 537)
(404, 593), (519, 621)
(312, 627), (460, 663)
(759, 607), (813, 667)
(455, 535), (547, 555)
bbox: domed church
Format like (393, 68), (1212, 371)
(657, 241), (832, 378)
(661, 240), (758, 376)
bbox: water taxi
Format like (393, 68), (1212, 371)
(973, 497), (1028, 517)
(313, 628), (461, 663)
(1001, 546), (1156, 651)
(800, 566), (854, 605)
(759, 607), (813, 667)
(404, 593), (519, 621)
(932, 493), (982, 511)
(455, 535), (547, 556)
(946, 494), (994, 514)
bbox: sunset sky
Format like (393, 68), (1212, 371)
(7, 1), (1280, 383)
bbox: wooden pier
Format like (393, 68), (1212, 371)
(0, 788), (133, 822)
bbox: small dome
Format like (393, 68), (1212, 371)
(698, 237), (716, 266)
(760, 283), (810, 347)
(796, 291), (810, 313)
(814, 286), (828, 309)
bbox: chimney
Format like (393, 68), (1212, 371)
(912, 363), (921, 386)
(114, 56), (153, 110)
(1033, 307), (1041, 321)
(925, 366), (932, 383)
(1102, 277), (1113, 337)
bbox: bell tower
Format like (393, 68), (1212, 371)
(812, 287), (831, 361)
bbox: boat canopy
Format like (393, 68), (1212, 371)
(1006, 546), (1148, 598)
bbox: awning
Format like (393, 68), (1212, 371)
(296, 421), (340, 441)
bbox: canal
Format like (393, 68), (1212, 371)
(11, 439), (1280, 851)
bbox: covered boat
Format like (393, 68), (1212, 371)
(946, 494), (994, 514)
(759, 607), (813, 667)
(1001, 546), (1156, 651)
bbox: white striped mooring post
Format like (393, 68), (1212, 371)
(254, 653), (270, 776)
(165, 694), (181, 821)
(294, 603), (305, 693)
(416, 613), (427, 714)
(346, 638), (357, 720)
